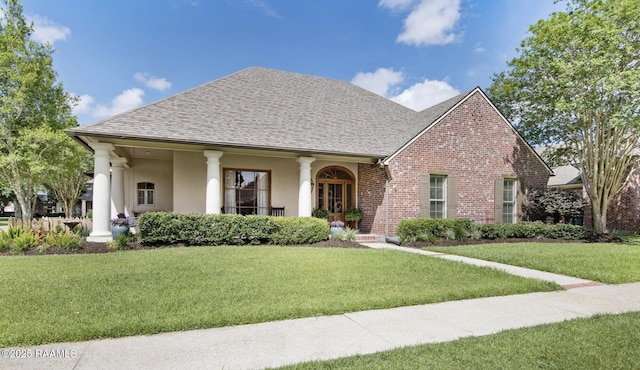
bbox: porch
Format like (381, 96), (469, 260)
(87, 142), (368, 242)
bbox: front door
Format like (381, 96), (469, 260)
(316, 167), (355, 222)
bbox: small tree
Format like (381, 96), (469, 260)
(524, 188), (587, 224)
(45, 135), (93, 218)
(0, 0), (77, 222)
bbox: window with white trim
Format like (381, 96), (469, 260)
(224, 169), (270, 215)
(502, 178), (516, 223)
(430, 175), (446, 219)
(137, 182), (155, 205)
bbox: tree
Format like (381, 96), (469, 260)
(45, 135), (93, 218)
(488, 0), (640, 234)
(524, 188), (587, 224)
(0, 0), (77, 222)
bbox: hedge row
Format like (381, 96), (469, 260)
(397, 219), (586, 243)
(137, 212), (329, 246)
(397, 218), (474, 243)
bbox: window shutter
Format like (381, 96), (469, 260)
(447, 176), (457, 219)
(419, 174), (430, 218)
(494, 178), (503, 223)
(516, 179), (525, 222)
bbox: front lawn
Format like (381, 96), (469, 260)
(280, 312), (640, 369)
(0, 217), (7, 227)
(0, 246), (559, 347)
(426, 239), (640, 283)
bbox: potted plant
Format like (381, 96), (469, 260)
(111, 213), (130, 240)
(345, 208), (363, 229)
(329, 220), (344, 239)
(312, 207), (330, 221)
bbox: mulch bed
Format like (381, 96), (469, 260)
(1, 234), (624, 256)
(402, 234), (623, 249)
(1, 239), (368, 256)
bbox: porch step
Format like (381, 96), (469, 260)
(355, 234), (386, 243)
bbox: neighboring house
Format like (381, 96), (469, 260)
(67, 67), (552, 241)
(548, 162), (640, 232)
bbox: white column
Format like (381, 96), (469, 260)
(204, 150), (224, 214)
(297, 156), (316, 217)
(81, 200), (87, 217)
(88, 142), (114, 242)
(110, 157), (127, 218)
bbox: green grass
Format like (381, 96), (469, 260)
(279, 312), (640, 369)
(425, 239), (640, 284)
(0, 217), (7, 226)
(0, 246), (560, 347)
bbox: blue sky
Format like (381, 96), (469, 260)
(17, 0), (563, 125)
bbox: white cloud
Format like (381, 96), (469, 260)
(245, 0), (282, 19)
(74, 89), (145, 120)
(378, 0), (416, 11)
(134, 72), (172, 91)
(381, 0), (461, 46)
(351, 68), (404, 97)
(474, 42), (486, 53)
(390, 79), (460, 111)
(30, 15), (71, 45)
(352, 68), (460, 111)
(72, 94), (94, 116)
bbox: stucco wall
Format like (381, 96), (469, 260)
(359, 91), (550, 236)
(173, 151), (207, 213)
(125, 157), (174, 216)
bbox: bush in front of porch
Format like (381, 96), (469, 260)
(138, 212), (329, 246)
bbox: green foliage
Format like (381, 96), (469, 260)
(10, 230), (39, 253)
(107, 234), (129, 251)
(344, 208), (364, 222)
(397, 218), (474, 242)
(45, 233), (80, 250)
(138, 212), (328, 246)
(311, 207), (330, 221)
(488, 0), (640, 234)
(74, 223), (90, 237)
(524, 188), (587, 224)
(269, 217), (329, 245)
(0, 0), (78, 222)
(0, 231), (12, 252)
(477, 222), (585, 240)
(331, 227), (358, 242)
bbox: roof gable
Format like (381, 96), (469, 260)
(382, 87), (552, 174)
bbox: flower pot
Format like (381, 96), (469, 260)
(330, 226), (344, 239)
(111, 224), (130, 240)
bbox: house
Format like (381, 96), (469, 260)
(67, 67), (552, 242)
(548, 163), (640, 232)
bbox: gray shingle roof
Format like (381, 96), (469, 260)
(70, 67), (464, 158)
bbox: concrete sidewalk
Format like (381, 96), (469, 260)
(2, 244), (640, 370)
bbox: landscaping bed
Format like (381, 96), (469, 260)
(0, 239), (367, 256)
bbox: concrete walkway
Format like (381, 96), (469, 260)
(3, 244), (640, 370)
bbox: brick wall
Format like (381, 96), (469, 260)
(358, 91), (550, 236)
(584, 161), (640, 232)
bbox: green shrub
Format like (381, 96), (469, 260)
(332, 226), (357, 242)
(11, 231), (39, 253)
(444, 228), (456, 241)
(138, 212), (325, 246)
(544, 223), (586, 240)
(0, 231), (12, 252)
(45, 233), (81, 250)
(107, 234), (129, 251)
(397, 218), (473, 242)
(269, 217), (329, 245)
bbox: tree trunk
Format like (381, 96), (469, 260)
(17, 195), (34, 223)
(590, 194), (608, 234)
